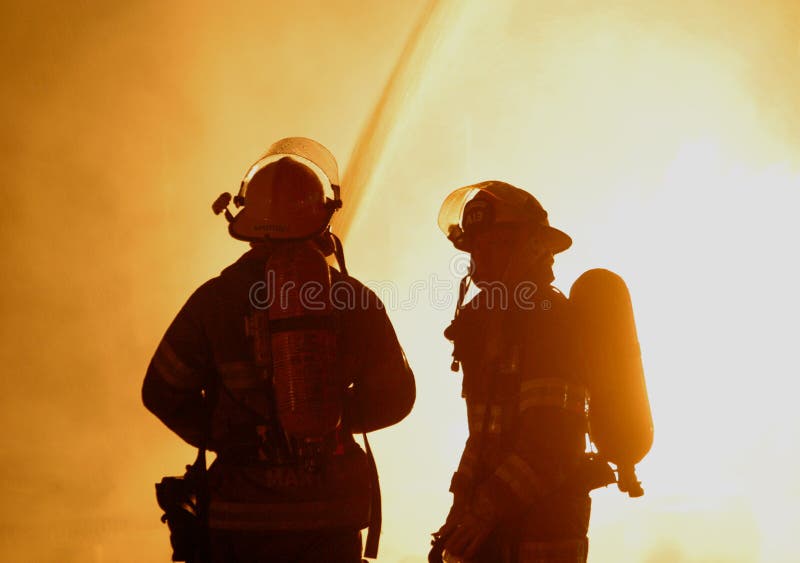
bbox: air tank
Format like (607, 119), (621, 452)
(570, 268), (653, 497)
(267, 241), (341, 442)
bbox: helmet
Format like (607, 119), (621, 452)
(437, 180), (572, 253)
(214, 137), (342, 241)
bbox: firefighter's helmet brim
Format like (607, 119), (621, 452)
(438, 181), (572, 253)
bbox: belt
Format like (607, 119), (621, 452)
(518, 537), (588, 563)
(217, 428), (350, 465)
(209, 497), (370, 531)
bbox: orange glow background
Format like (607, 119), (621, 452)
(2, 1), (799, 561)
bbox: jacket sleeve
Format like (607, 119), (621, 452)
(344, 288), (415, 434)
(469, 313), (587, 523)
(142, 287), (215, 447)
(469, 401), (586, 522)
(449, 434), (481, 507)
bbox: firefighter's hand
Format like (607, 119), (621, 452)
(441, 511), (493, 559)
(434, 501), (464, 537)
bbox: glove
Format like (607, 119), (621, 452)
(434, 500), (466, 536)
(430, 496), (470, 562)
(441, 510), (494, 560)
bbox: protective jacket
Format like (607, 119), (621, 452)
(446, 284), (591, 562)
(143, 246), (415, 533)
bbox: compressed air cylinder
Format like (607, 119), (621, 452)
(267, 241), (341, 440)
(570, 269), (653, 476)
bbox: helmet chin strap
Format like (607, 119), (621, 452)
(448, 272), (473, 372)
(329, 232), (348, 277)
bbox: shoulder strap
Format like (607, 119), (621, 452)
(331, 232), (349, 276)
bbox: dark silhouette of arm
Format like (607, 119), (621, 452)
(344, 287), (415, 434)
(142, 288), (214, 447)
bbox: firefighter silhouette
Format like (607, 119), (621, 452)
(430, 181), (652, 563)
(144, 138), (415, 563)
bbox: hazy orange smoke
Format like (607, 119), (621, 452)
(1, 1), (798, 562)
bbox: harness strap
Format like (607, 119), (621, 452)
(518, 378), (588, 416)
(194, 366), (219, 563)
(362, 432), (381, 559)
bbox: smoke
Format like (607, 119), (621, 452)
(0, 1), (427, 561)
(2, 0), (799, 561)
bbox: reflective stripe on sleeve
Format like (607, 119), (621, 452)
(151, 340), (202, 389)
(494, 453), (547, 502)
(208, 497), (369, 531)
(467, 403), (504, 433)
